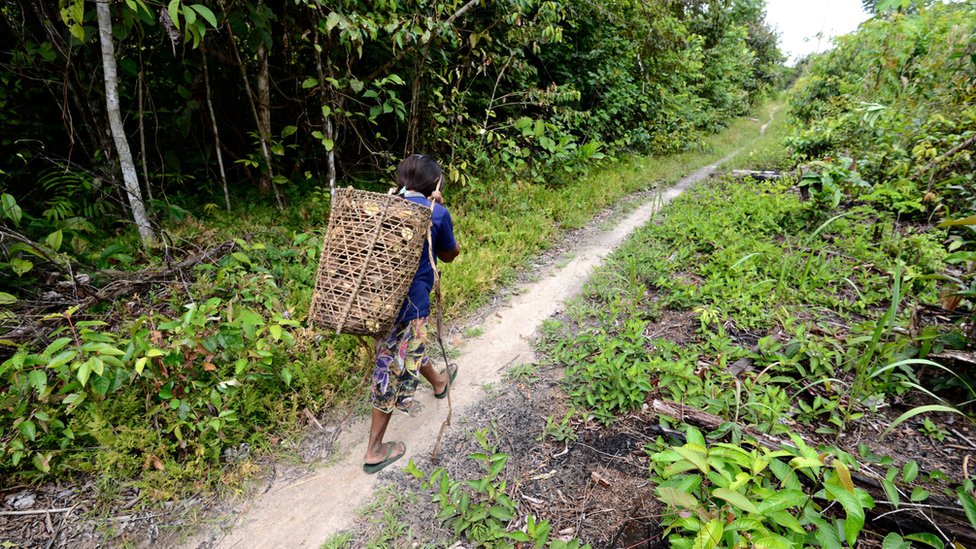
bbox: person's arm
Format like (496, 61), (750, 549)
(437, 244), (460, 263)
(433, 204), (460, 263)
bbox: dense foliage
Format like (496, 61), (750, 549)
(532, 2), (976, 544)
(788, 0), (975, 347)
(541, 174), (969, 545)
(1, 0), (782, 251)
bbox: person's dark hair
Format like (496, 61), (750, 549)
(396, 154), (442, 197)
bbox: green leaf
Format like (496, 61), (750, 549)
(674, 445), (709, 474)
(189, 4), (217, 27)
(77, 359), (92, 386)
(45, 230), (63, 251)
(656, 486), (699, 510)
(753, 534), (795, 549)
(789, 456), (823, 470)
(937, 215), (976, 228)
(825, 480), (865, 545)
(11, 257), (33, 276)
(324, 138), (335, 151)
(882, 404), (964, 437)
(1, 193), (22, 225)
(882, 479), (900, 508)
(18, 420), (37, 441)
(44, 337), (72, 355)
(910, 487), (929, 502)
(183, 5), (196, 26)
(757, 489), (807, 514)
(726, 518), (764, 531)
(326, 11), (341, 31)
(905, 533), (945, 549)
(686, 426), (706, 447)
(712, 487), (760, 514)
(767, 510), (805, 534)
(489, 457), (506, 478)
(488, 504), (514, 522)
(958, 488), (976, 531)
(62, 392), (86, 410)
(28, 370), (47, 393)
(167, 0), (181, 30)
(281, 367), (292, 386)
(302, 77), (318, 89)
(692, 519), (723, 549)
(231, 252), (251, 265)
(281, 125), (297, 138)
(134, 357), (148, 375)
(902, 460), (919, 483)
(48, 350), (78, 370)
(0, 292), (16, 305)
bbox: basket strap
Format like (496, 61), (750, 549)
(334, 196), (393, 334)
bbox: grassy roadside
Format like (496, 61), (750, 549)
(531, 107), (967, 544)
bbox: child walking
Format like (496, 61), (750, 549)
(363, 154), (461, 474)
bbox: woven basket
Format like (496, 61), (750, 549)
(308, 188), (432, 336)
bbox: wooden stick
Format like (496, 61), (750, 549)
(0, 507), (73, 516)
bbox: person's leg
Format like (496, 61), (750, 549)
(364, 330), (405, 465)
(419, 362), (448, 395)
(364, 408), (402, 463)
(409, 317), (451, 394)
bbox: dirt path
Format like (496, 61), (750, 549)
(182, 150), (743, 549)
(759, 106), (779, 136)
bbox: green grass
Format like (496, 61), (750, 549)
(320, 532), (353, 549)
(543, 169), (948, 431)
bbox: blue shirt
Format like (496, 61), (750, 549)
(396, 195), (457, 323)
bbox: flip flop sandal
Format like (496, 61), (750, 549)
(434, 363), (458, 399)
(362, 441), (405, 474)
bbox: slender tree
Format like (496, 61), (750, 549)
(95, 0), (153, 245)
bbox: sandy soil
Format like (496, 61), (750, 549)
(177, 155), (738, 549)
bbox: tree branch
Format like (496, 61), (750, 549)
(365, 0), (482, 82)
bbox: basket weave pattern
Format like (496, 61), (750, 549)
(308, 188), (432, 336)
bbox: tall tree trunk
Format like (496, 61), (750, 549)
(255, 41), (283, 208)
(313, 28), (337, 202)
(137, 68), (154, 203)
(224, 17), (283, 210)
(95, 0), (153, 245)
(200, 40), (231, 212)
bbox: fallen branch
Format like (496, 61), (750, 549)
(651, 399), (976, 546)
(925, 134), (976, 173)
(1, 241), (235, 344)
(729, 170), (790, 181)
(0, 507), (73, 516)
(0, 227), (73, 274)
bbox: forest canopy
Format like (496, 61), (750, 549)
(1, 0), (782, 250)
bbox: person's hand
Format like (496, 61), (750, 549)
(431, 190), (444, 204)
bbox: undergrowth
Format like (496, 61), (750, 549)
(544, 176), (950, 432)
(537, 51), (976, 541)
